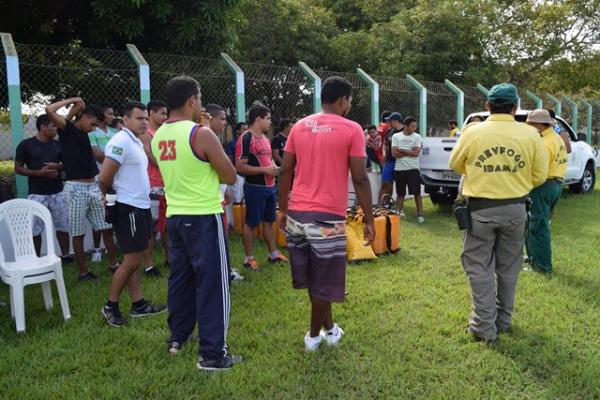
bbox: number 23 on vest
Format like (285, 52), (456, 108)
(158, 140), (176, 161)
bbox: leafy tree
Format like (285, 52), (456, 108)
(0, 0), (243, 56)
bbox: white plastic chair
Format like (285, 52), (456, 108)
(0, 199), (71, 333)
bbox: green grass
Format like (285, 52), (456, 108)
(1, 189), (599, 399)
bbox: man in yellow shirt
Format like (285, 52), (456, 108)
(449, 83), (548, 343)
(525, 109), (567, 274)
(448, 120), (459, 137)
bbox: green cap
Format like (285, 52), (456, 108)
(487, 83), (519, 105)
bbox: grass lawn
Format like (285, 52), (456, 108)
(0, 188), (599, 399)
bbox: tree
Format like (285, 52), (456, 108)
(0, 0), (243, 56)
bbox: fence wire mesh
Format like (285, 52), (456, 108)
(316, 69), (371, 128)
(2, 42), (600, 164)
(145, 52), (236, 124)
(375, 75), (419, 128)
(592, 104), (600, 147)
(461, 85), (487, 121)
(239, 62), (313, 131)
(424, 81), (456, 136)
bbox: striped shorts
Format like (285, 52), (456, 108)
(285, 211), (347, 303)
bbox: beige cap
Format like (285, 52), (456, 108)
(526, 109), (557, 125)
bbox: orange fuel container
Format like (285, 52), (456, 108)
(232, 203), (245, 235)
(370, 211), (401, 254)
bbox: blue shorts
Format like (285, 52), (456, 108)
(382, 160), (395, 183)
(244, 184), (276, 228)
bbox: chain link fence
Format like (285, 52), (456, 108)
(424, 81), (456, 136)
(239, 62), (313, 132)
(461, 85), (486, 120)
(375, 75), (420, 129)
(316, 69), (371, 128)
(145, 52), (236, 123)
(3, 41), (600, 166)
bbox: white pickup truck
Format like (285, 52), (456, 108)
(419, 110), (597, 205)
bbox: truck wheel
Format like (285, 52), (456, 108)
(569, 162), (595, 194)
(429, 190), (457, 205)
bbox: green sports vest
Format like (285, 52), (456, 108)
(151, 120), (222, 216)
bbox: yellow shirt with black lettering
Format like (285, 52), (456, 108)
(449, 128), (459, 137)
(449, 114), (548, 199)
(541, 127), (568, 179)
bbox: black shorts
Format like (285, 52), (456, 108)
(114, 203), (152, 254)
(393, 169), (422, 196)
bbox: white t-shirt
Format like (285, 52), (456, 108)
(392, 132), (422, 171)
(105, 128), (151, 209)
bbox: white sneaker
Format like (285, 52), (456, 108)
(230, 268), (244, 282)
(399, 210), (406, 217)
(323, 323), (344, 346)
(91, 249), (102, 263)
(417, 216), (425, 224)
(304, 331), (324, 352)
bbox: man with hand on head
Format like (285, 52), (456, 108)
(45, 97), (119, 281)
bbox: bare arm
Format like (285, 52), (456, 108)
(391, 146), (421, 158)
(349, 156), (374, 243)
(91, 146), (105, 163)
(194, 126), (236, 185)
(278, 151), (295, 214)
(14, 160), (59, 178)
(45, 97), (84, 130)
(272, 149), (283, 166)
(140, 132), (158, 167)
(98, 158), (120, 195)
(235, 158), (277, 176)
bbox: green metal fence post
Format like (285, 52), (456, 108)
(1, 32), (26, 197)
(525, 90), (543, 109)
(406, 74), (427, 136)
(476, 83), (489, 97)
(546, 94), (562, 117)
(221, 53), (246, 123)
(444, 79), (464, 127)
(126, 44), (150, 104)
(563, 96), (578, 133)
(356, 68), (379, 126)
(298, 62), (321, 114)
(579, 99), (592, 144)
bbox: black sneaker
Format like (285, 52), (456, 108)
(60, 255), (74, 264)
(109, 262), (120, 275)
(168, 341), (184, 355)
(102, 306), (124, 327)
(130, 301), (167, 318)
(144, 266), (161, 277)
(79, 272), (99, 282)
(197, 353), (243, 372)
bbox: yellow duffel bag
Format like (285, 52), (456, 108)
(346, 215), (377, 263)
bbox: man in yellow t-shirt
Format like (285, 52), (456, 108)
(449, 83), (548, 344)
(524, 109), (567, 274)
(448, 119), (459, 137)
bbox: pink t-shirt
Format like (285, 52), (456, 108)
(285, 113), (366, 217)
(146, 128), (164, 188)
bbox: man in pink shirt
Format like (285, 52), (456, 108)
(278, 77), (374, 352)
(140, 100), (169, 276)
